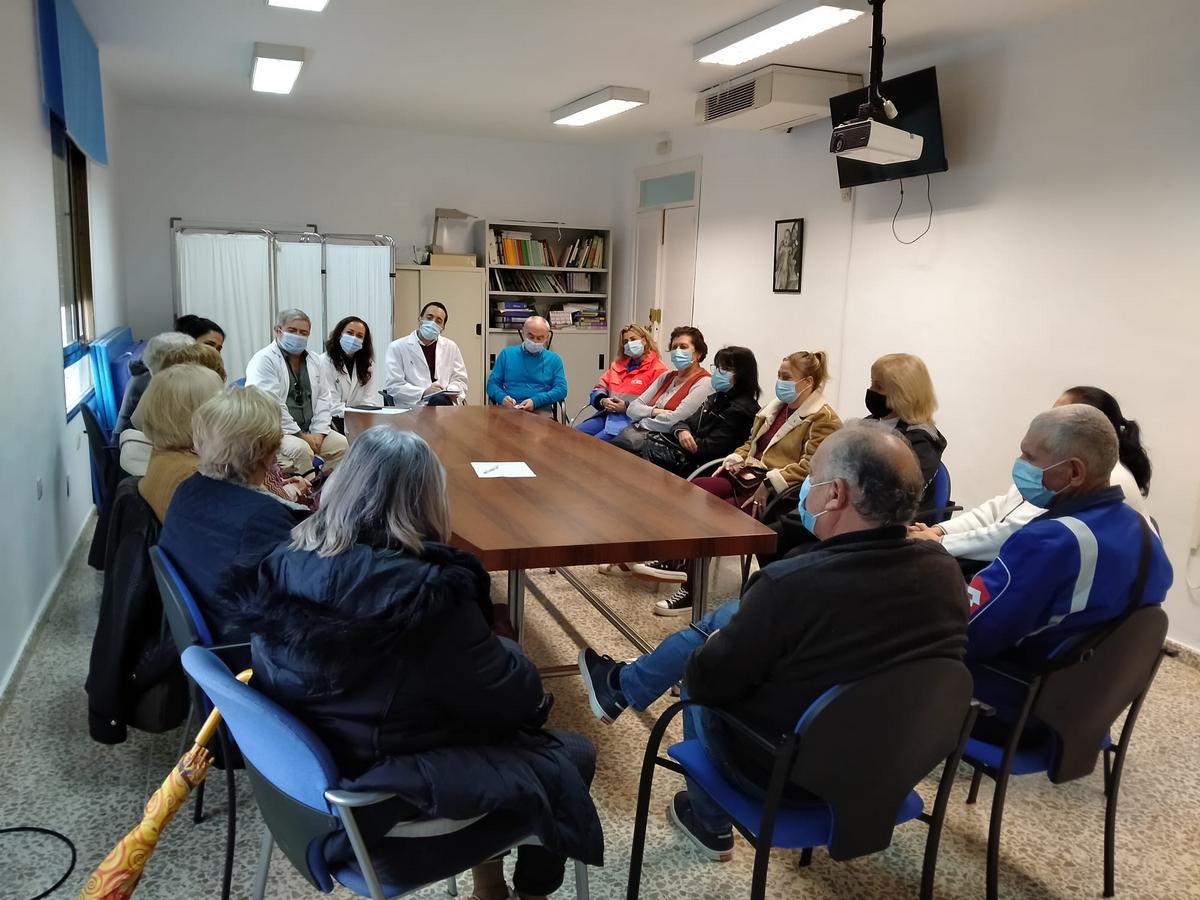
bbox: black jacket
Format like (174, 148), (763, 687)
(674, 389), (759, 463)
(866, 416), (948, 507)
(86, 478), (187, 743)
(685, 526), (968, 780)
(221, 537), (603, 866)
(114, 362), (149, 436)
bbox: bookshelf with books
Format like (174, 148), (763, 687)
(477, 220), (612, 413)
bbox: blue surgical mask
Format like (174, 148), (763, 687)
(339, 334), (364, 355)
(278, 331), (308, 355)
(418, 319), (441, 342)
(796, 476), (833, 536)
(670, 348), (693, 370)
(624, 339), (644, 359)
(775, 379), (799, 404)
(710, 368), (734, 393)
(1012, 457), (1068, 508)
(522, 338), (545, 355)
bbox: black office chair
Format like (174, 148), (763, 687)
(962, 605), (1170, 899)
(150, 546), (248, 900)
(627, 658), (978, 900)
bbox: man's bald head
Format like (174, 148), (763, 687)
(810, 420), (925, 527)
(523, 316), (551, 346)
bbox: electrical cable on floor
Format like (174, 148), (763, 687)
(891, 175), (933, 244)
(0, 827), (76, 899)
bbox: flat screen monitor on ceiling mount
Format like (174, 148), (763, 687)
(829, 66), (949, 189)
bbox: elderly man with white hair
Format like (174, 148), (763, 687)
(965, 404), (1172, 665)
(485, 315), (568, 417)
(246, 308), (348, 472)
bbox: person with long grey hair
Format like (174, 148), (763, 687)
(224, 426), (602, 899)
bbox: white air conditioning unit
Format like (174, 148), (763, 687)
(696, 65), (862, 132)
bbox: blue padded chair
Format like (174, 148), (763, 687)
(915, 463), (961, 525)
(180, 645), (589, 900)
(234, 377), (247, 387)
(626, 657), (978, 900)
(150, 546), (247, 900)
(962, 606), (1169, 900)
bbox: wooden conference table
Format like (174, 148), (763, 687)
(345, 406), (776, 666)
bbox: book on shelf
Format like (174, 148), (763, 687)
(491, 267), (595, 294)
(488, 228), (605, 269)
(547, 310), (573, 328)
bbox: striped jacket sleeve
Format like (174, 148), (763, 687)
(965, 520), (1080, 660)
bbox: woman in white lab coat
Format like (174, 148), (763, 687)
(384, 302), (470, 410)
(317, 316), (381, 430)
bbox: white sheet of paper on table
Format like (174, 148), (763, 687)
(353, 407), (409, 415)
(471, 462), (536, 478)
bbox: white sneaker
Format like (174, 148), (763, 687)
(630, 560), (687, 584)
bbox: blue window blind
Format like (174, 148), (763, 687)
(38, 0), (108, 165)
(639, 171), (696, 208)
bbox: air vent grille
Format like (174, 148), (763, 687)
(704, 80), (758, 122)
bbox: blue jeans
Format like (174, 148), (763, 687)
(574, 412), (616, 441)
(619, 602), (753, 834)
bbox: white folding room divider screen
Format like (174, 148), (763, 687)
(275, 242), (324, 345)
(176, 232), (272, 382)
(325, 244), (394, 351)
(175, 229), (394, 383)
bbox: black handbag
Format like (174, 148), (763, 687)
(640, 432), (692, 474)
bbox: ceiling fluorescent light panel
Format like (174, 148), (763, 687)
(266, 0), (330, 11)
(695, 0), (867, 66)
(552, 86), (649, 126)
(252, 42), (306, 94)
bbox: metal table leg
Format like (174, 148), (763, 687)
(508, 569), (526, 644)
(688, 556), (711, 623)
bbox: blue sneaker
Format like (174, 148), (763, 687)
(577, 648), (628, 724)
(668, 791), (734, 862)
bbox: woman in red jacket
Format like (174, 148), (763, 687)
(575, 323), (667, 441)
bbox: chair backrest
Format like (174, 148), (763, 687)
(790, 657), (973, 861)
(929, 463), (951, 511)
(81, 401), (119, 509)
(182, 645), (343, 891)
(1032, 605), (1168, 783)
(149, 546), (215, 650)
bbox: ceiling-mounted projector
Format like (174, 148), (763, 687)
(830, 117), (922, 163)
(831, 0), (923, 166)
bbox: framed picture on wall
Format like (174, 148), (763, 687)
(772, 218), (804, 293)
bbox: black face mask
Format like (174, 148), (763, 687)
(865, 388), (891, 418)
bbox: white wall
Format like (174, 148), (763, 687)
(0, 1), (124, 694)
(615, 0), (1200, 648)
(115, 105), (623, 340)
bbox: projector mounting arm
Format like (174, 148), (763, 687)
(857, 0), (895, 121)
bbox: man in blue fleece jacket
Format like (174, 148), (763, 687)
(486, 316), (568, 416)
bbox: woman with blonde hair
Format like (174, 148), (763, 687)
(219, 427), (602, 900)
(576, 322), (667, 440)
(136, 364), (224, 521)
(864, 352), (947, 502)
(158, 386), (308, 641)
(642, 350), (842, 616)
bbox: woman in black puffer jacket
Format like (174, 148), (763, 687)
(220, 426), (601, 900)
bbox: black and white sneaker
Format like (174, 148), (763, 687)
(577, 648), (628, 724)
(630, 559), (687, 583)
(668, 791), (734, 862)
(654, 585), (692, 617)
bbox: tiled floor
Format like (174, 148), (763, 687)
(3, 524), (1199, 899)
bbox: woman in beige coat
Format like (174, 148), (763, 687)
(641, 350), (843, 617)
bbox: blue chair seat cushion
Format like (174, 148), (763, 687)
(963, 732), (1112, 777)
(331, 865), (415, 899)
(667, 740), (924, 850)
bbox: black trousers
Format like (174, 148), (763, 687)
(367, 730), (596, 895)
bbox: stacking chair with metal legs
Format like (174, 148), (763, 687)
(627, 658), (978, 900)
(961, 606), (1170, 900)
(181, 646), (590, 900)
(149, 546), (248, 900)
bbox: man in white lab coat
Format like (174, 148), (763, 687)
(384, 302), (470, 410)
(245, 308), (349, 473)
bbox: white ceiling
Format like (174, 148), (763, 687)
(78, 0), (1091, 143)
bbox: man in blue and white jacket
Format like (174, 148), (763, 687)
(966, 404), (1172, 666)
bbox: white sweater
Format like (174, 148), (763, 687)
(941, 462), (1146, 561)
